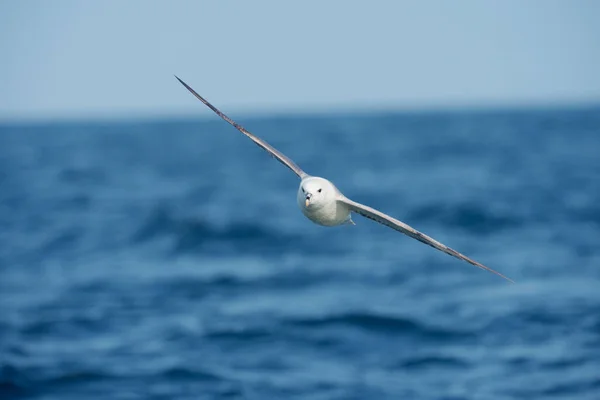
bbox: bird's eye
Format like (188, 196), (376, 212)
(318, 189), (322, 193)
(301, 187), (305, 193)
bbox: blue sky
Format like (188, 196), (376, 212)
(1, 0), (599, 120)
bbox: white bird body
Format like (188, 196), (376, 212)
(297, 176), (353, 226)
(175, 76), (514, 283)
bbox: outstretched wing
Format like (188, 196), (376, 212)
(338, 197), (513, 282)
(175, 76), (307, 179)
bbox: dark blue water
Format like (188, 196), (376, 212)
(1, 107), (600, 399)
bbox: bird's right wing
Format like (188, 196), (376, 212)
(338, 196), (514, 283)
(175, 76), (307, 179)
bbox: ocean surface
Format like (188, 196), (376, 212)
(1, 106), (599, 399)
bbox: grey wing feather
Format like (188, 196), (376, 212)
(175, 76), (307, 179)
(338, 197), (514, 283)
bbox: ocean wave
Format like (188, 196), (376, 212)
(57, 167), (106, 186)
(19, 314), (105, 338)
(0, 362), (30, 398)
(408, 202), (521, 234)
(0, 364), (226, 399)
(151, 271), (338, 306)
(203, 327), (273, 341)
(0, 380), (27, 399)
(131, 206), (304, 254)
(159, 366), (224, 382)
(398, 355), (470, 369)
(38, 227), (83, 255)
(42, 371), (115, 386)
(539, 377), (600, 397)
(286, 312), (473, 340)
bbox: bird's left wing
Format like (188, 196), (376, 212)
(175, 76), (307, 179)
(337, 196), (514, 283)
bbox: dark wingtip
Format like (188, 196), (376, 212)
(173, 75), (197, 96)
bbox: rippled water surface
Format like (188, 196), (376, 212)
(1, 107), (600, 399)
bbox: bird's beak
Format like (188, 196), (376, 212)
(305, 193), (312, 207)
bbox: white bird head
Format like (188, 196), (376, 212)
(298, 177), (335, 209)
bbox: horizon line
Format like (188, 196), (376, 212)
(1, 97), (599, 126)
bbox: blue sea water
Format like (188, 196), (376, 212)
(1, 107), (599, 399)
